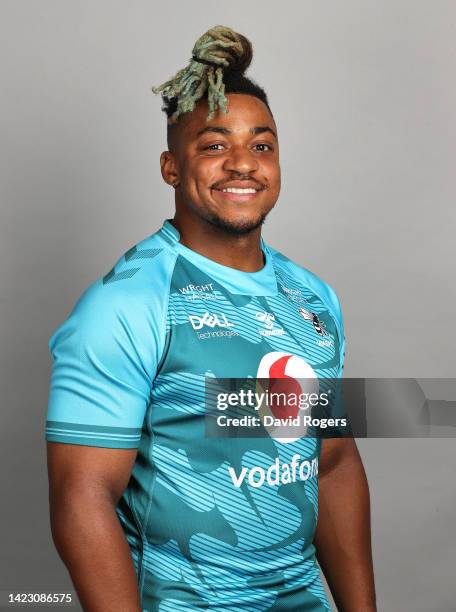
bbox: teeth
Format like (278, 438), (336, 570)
(220, 187), (257, 194)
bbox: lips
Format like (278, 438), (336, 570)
(212, 180), (265, 192)
(217, 186), (258, 194)
(211, 186), (264, 202)
(211, 180), (266, 202)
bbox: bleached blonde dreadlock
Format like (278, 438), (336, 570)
(152, 25), (259, 124)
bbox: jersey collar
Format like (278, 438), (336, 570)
(159, 219), (278, 296)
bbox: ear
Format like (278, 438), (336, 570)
(160, 151), (179, 188)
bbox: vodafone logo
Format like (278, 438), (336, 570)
(256, 351), (319, 443)
(256, 351), (318, 388)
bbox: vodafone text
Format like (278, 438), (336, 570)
(228, 454), (318, 488)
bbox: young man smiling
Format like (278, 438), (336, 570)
(46, 26), (376, 611)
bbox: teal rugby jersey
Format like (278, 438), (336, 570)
(46, 219), (345, 612)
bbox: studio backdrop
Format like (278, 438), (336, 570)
(1, 2), (455, 611)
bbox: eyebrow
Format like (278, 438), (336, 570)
(196, 126), (277, 139)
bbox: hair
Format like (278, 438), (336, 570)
(152, 25), (272, 138)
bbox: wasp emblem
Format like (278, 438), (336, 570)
(298, 308), (328, 336)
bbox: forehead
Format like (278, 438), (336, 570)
(178, 94), (277, 140)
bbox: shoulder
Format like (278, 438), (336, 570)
(267, 243), (343, 324)
(99, 229), (177, 300)
(49, 229), (177, 352)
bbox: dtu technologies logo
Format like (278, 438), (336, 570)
(188, 312), (234, 330)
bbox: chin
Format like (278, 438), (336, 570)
(206, 211), (268, 236)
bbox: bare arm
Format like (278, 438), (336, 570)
(314, 438), (377, 612)
(47, 442), (142, 612)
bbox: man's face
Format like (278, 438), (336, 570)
(165, 93), (281, 235)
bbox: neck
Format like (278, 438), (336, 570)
(171, 212), (265, 272)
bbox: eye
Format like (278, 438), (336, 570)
(253, 143), (273, 152)
(204, 143), (226, 151)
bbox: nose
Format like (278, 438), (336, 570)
(222, 145), (259, 175)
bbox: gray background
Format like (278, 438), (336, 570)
(1, 1), (455, 610)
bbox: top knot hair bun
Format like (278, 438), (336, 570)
(191, 26), (253, 75)
(152, 25), (254, 124)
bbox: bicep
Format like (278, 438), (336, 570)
(47, 442), (138, 504)
(319, 437), (361, 478)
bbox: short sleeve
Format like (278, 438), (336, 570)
(45, 280), (161, 448)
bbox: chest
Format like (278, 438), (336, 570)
(160, 263), (341, 380)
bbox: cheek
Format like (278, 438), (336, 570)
(265, 160), (281, 186)
(186, 158), (223, 188)
(275, 166), (281, 187)
(261, 155), (279, 172)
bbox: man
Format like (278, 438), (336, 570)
(46, 26), (376, 611)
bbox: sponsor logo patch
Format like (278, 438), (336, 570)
(189, 312), (234, 331)
(255, 311), (285, 337)
(179, 283), (218, 301)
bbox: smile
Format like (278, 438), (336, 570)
(212, 188), (262, 202)
(220, 187), (257, 194)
